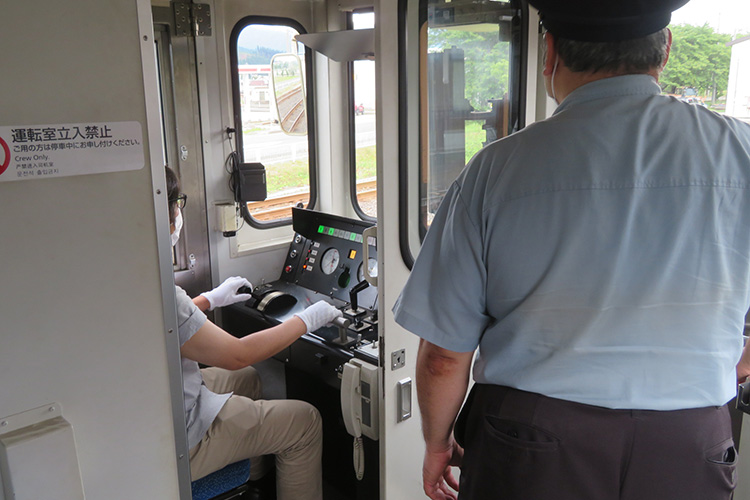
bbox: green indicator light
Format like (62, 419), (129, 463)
(328, 228), (335, 236)
(349, 233), (356, 241)
(318, 225), (325, 233)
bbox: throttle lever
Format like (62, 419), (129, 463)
(349, 279), (370, 314)
(332, 315), (352, 346)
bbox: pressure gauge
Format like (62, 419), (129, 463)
(321, 248), (340, 275)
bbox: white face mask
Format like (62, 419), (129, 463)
(550, 55), (560, 104)
(171, 209), (183, 247)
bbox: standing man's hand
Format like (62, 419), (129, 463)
(737, 341), (750, 384)
(738, 360), (750, 385)
(416, 339), (473, 500)
(423, 438), (463, 500)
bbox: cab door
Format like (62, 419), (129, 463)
(376, 0), (531, 496)
(153, 5), (212, 298)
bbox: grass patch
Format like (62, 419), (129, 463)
(262, 145), (378, 195)
(261, 122), (492, 195)
(356, 145), (377, 179)
(265, 160), (310, 194)
(264, 125), (486, 193)
(465, 121), (486, 164)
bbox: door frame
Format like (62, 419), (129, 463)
(154, 6), (213, 299)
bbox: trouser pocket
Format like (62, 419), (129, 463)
(704, 438), (737, 493)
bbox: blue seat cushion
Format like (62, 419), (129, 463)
(191, 459), (251, 500)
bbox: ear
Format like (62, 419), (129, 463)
(542, 32), (557, 76)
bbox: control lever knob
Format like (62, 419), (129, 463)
(349, 279), (370, 313)
(332, 315), (352, 345)
(332, 316), (351, 330)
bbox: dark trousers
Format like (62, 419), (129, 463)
(455, 384), (737, 500)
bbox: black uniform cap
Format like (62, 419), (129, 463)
(528, 0), (690, 42)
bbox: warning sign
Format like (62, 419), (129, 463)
(0, 121), (144, 182)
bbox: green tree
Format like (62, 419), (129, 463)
(661, 24), (732, 99)
(428, 28), (510, 111)
(238, 45), (281, 65)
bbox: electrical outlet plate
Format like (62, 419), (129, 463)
(391, 349), (406, 370)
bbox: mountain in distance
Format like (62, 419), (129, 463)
(237, 25), (297, 64)
(238, 46), (278, 65)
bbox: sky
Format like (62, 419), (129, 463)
(237, 25), (299, 52)
(671, 0), (750, 37)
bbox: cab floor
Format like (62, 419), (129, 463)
(241, 472), (350, 500)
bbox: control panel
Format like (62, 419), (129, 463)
(237, 207), (379, 362)
(280, 207), (377, 309)
(222, 208), (382, 499)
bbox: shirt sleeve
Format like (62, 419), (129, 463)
(392, 182), (490, 352)
(175, 285), (207, 346)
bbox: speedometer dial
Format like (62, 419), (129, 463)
(321, 248), (340, 275)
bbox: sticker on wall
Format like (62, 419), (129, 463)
(0, 121), (144, 182)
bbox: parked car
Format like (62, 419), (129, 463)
(679, 96), (707, 107)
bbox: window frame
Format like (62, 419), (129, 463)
(229, 15), (318, 229)
(347, 8), (378, 222)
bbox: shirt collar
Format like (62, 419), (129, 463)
(553, 74), (662, 115)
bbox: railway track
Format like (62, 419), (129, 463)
(248, 180), (377, 221)
(277, 86), (307, 135)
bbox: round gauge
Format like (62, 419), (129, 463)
(357, 258), (378, 281)
(320, 248), (340, 275)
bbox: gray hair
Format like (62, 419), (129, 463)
(553, 28), (669, 74)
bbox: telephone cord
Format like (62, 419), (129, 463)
(353, 436), (364, 480)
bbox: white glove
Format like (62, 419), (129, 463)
(200, 276), (253, 310)
(295, 301), (343, 333)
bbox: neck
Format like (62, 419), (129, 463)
(553, 67), (660, 102)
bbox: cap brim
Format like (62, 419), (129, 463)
(542, 12), (672, 42)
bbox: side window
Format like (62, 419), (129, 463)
(231, 18), (315, 225)
(350, 11), (377, 219)
(400, 0), (526, 263)
(419, 1), (524, 233)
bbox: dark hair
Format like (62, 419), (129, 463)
(554, 28), (669, 75)
(165, 166), (180, 225)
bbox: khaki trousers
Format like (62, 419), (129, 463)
(189, 366), (323, 500)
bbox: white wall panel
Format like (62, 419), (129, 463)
(0, 1), (184, 498)
(376, 0), (426, 498)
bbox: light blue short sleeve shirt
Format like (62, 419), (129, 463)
(394, 75), (750, 410)
(175, 286), (231, 449)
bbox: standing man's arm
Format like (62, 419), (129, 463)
(417, 339), (474, 500)
(737, 340), (750, 383)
